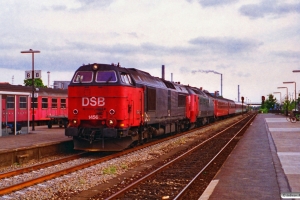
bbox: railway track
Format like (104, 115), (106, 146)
(0, 152), (93, 195)
(0, 114), (251, 199)
(98, 113), (256, 199)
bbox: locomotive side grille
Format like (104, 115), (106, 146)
(178, 94), (186, 107)
(147, 88), (156, 111)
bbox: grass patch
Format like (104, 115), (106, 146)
(103, 166), (117, 175)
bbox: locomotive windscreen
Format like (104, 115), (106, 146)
(73, 71), (93, 83)
(96, 71), (117, 83)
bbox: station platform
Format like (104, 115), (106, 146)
(200, 113), (300, 200)
(0, 126), (70, 153)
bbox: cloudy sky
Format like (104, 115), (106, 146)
(1, 0), (300, 103)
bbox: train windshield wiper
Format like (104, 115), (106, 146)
(106, 76), (113, 83)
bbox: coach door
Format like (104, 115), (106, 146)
(0, 92), (30, 137)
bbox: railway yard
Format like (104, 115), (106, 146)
(0, 112), (298, 199)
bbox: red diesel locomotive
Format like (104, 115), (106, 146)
(65, 63), (246, 151)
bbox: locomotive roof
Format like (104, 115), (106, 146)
(0, 83), (67, 96)
(184, 85), (208, 97)
(75, 63), (189, 94)
(203, 90), (235, 102)
(126, 68), (189, 93)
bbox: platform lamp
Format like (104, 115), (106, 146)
(277, 87), (288, 116)
(273, 92), (281, 104)
(292, 70), (300, 111)
(21, 49), (40, 131)
(283, 81), (296, 112)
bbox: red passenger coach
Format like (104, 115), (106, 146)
(214, 98), (229, 117)
(0, 83), (68, 134)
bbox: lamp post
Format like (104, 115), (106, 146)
(278, 87), (288, 116)
(292, 69), (300, 111)
(21, 49), (40, 131)
(283, 81), (296, 112)
(273, 92), (281, 104)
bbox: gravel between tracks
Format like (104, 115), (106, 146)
(0, 115), (244, 200)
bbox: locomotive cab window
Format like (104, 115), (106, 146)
(120, 73), (133, 85)
(73, 71), (93, 83)
(96, 71), (117, 83)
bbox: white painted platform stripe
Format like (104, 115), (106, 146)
(278, 152), (300, 156)
(198, 179), (219, 200)
(269, 128), (300, 132)
(277, 152), (300, 175)
(265, 118), (288, 122)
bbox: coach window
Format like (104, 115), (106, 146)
(42, 98), (48, 109)
(61, 98), (66, 109)
(120, 73), (133, 85)
(19, 96), (27, 109)
(7, 96), (14, 109)
(52, 98), (57, 109)
(31, 97), (38, 108)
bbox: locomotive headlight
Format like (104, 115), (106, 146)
(72, 119), (77, 124)
(92, 64), (98, 70)
(106, 118), (116, 127)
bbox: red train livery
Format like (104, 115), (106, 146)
(65, 63), (246, 151)
(0, 83), (68, 133)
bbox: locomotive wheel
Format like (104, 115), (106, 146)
(59, 120), (63, 128)
(63, 120), (68, 128)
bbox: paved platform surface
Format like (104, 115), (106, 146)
(200, 113), (300, 200)
(0, 126), (70, 153)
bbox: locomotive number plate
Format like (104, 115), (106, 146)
(89, 115), (99, 119)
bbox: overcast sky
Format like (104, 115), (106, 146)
(1, 0), (300, 103)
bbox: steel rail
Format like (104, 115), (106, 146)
(0, 152), (88, 180)
(174, 113), (256, 199)
(0, 114), (245, 196)
(104, 114), (253, 200)
(0, 119), (214, 195)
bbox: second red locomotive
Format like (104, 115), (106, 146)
(65, 63), (246, 151)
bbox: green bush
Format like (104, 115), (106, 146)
(259, 107), (268, 113)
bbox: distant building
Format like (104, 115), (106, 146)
(53, 81), (70, 89)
